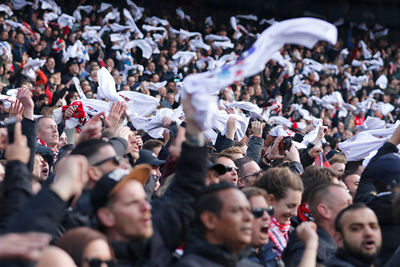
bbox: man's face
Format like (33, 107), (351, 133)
(249, 195), (270, 248)
(238, 161), (262, 187)
(128, 132), (139, 161)
(332, 162), (345, 175)
(343, 174), (360, 198)
(34, 154), (49, 181)
(69, 63), (79, 75)
(337, 208), (382, 263)
(324, 186), (353, 221)
(216, 157), (238, 185)
(212, 189), (253, 253)
(91, 145), (119, 178)
(107, 180), (153, 240)
(37, 118), (59, 148)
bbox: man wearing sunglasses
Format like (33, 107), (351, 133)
(235, 157), (263, 187)
(215, 155), (239, 185)
(242, 187), (282, 267)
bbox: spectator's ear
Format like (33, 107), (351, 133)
(267, 194), (276, 206)
(97, 207), (115, 227)
(87, 166), (102, 183)
(200, 211), (218, 231)
(333, 231), (344, 248)
(317, 203), (330, 220)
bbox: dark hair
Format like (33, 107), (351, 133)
(334, 202), (369, 233)
(253, 167), (303, 200)
(56, 227), (113, 267)
(235, 157), (255, 177)
(194, 182), (236, 233)
(301, 166), (340, 203)
(345, 160), (363, 173)
(70, 139), (110, 165)
(142, 139), (163, 151)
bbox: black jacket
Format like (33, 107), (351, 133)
(324, 249), (376, 267)
(0, 161), (33, 230)
(111, 143), (208, 266)
(172, 234), (262, 267)
(283, 225), (336, 266)
(354, 142), (400, 265)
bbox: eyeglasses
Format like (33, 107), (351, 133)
(241, 170), (263, 179)
(84, 258), (117, 267)
(92, 156), (121, 167)
(224, 166), (239, 172)
(252, 207), (274, 218)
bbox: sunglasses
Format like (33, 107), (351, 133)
(252, 207), (274, 218)
(241, 170), (263, 179)
(92, 156), (121, 166)
(84, 258), (117, 267)
(224, 166), (239, 172)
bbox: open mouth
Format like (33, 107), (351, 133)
(42, 168), (48, 176)
(364, 240), (376, 250)
(260, 226), (269, 234)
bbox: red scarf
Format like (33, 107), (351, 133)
(268, 216), (290, 258)
(298, 203), (314, 222)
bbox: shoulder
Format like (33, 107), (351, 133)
(173, 254), (219, 267)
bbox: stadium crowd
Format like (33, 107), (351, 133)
(0, 0), (399, 266)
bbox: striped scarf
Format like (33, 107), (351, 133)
(268, 216), (290, 258)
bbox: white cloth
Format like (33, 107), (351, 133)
(339, 132), (386, 161)
(228, 101), (262, 115)
(123, 8), (143, 38)
(237, 14), (258, 21)
(205, 34), (230, 42)
(212, 41), (234, 49)
(139, 107), (183, 138)
(377, 102), (394, 116)
(213, 111), (250, 141)
(146, 81), (167, 91)
(376, 74), (388, 89)
(126, 0), (144, 21)
(292, 82), (311, 96)
(270, 116), (293, 128)
(183, 17), (337, 130)
(269, 125), (295, 137)
(98, 3), (112, 13)
(10, 0), (32, 10)
(57, 13), (75, 28)
(359, 40), (372, 59)
(72, 77), (87, 99)
(357, 116), (386, 132)
(145, 16), (169, 26)
(0, 4), (13, 16)
(142, 24), (166, 32)
(126, 40), (152, 59)
(96, 67), (122, 102)
(120, 91), (160, 117)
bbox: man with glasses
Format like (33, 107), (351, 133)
(235, 157), (263, 187)
(215, 155), (239, 185)
(242, 187), (281, 267)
